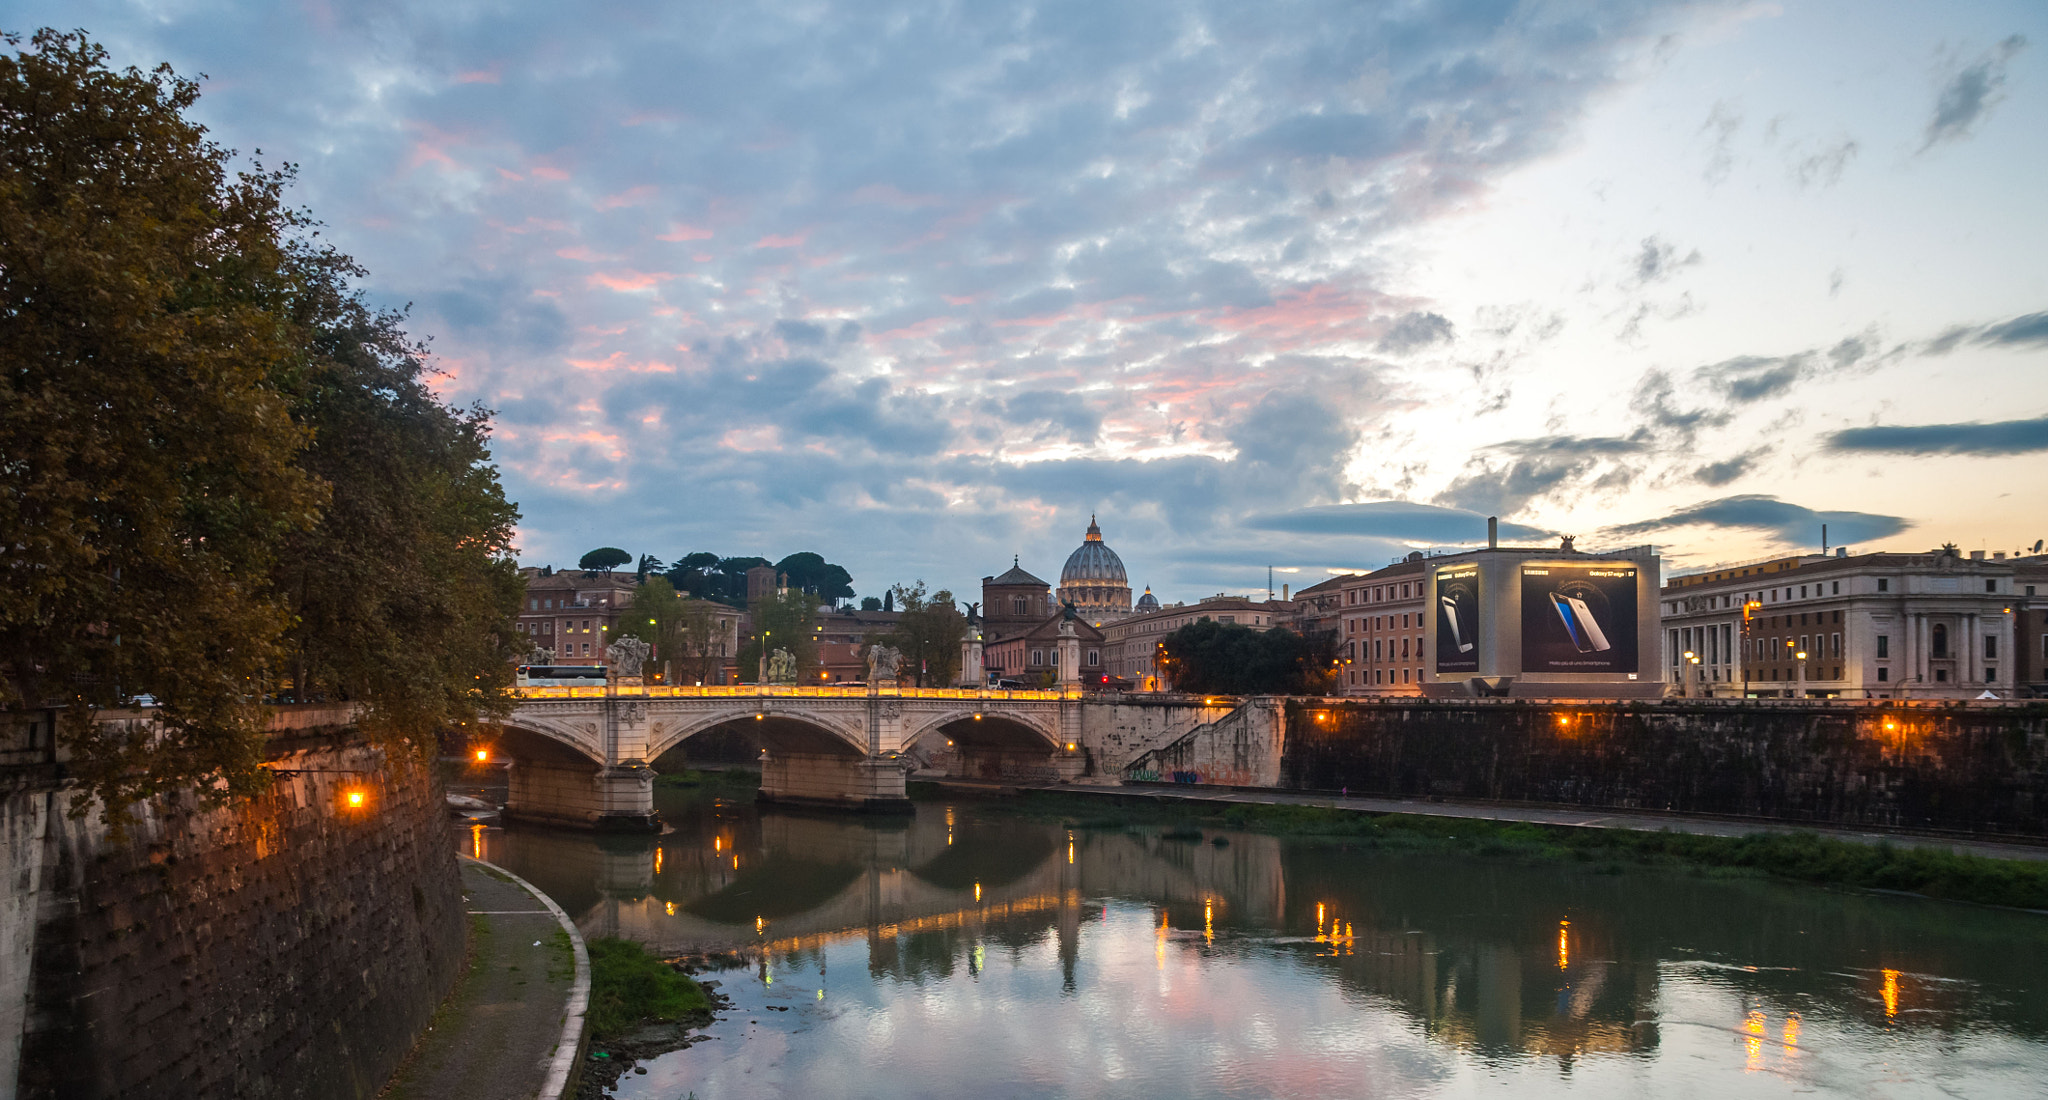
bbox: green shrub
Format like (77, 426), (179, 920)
(585, 937), (710, 1040)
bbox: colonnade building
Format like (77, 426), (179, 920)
(1659, 547), (2030, 700)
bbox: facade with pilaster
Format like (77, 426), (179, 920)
(1660, 548), (2023, 699)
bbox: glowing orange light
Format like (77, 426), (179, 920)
(345, 789), (366, 808)
(1065, 742), (1077, 752)
(1204, 899), (1214, 945)
(665, 901), (676, 916)
(470, 822), (484, 860)
(974, 882), (982, 902)
(1882, 969), (1900, 1018)
(474, 748), (489, 763)
(1745, 1010), (1766, 1071)
(714, 836), (722, 853)
(1558, 920), (1570, 971)
(755, 916), (765, 934)
(1782, 1014), (1800, 1053)
(654, 847), (664, 875)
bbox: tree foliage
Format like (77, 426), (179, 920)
(1157, 621), (1337, 695)
(736, 587), (818, 683)
(617, 577), (727, 685)
(773, 552), (855, 604)
(879, 581), (965, 687)
(578, 547), (631, 574)
(0, 30), (521, 815)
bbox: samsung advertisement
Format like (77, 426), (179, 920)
(1434, 565), (1481, 673)
(1519, 564), (1639, 674)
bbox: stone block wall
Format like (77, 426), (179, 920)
(759, 753), (909, 810)
(1281, 699), (2048, 836)
(1123, 699), (1287, 787)
(7, 732), (465, 1099)
(1077, 697), (1235, 776)
(505, 759), (606, 827)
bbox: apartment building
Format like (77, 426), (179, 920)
(1333, 558), (1429, 696)
(1659, 547), (2024, 699)
(516, 568), (637, 663)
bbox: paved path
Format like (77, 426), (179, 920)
(930, 778), (2048, 863)
(382, 858), (590, 1100)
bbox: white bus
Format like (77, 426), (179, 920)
(515, 665), (608, 688)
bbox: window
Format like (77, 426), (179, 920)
(1985, 635), (1998, 660)
(1220, 615), (1235, 624)
(1031, 649), (1043, 666)
(529, 598), (538, 610)
(1401, 638), (1409, 658)
(1878, 578), (1890, 592)
(1800, 585), (1807, 598)
(1833, 610), (1842, 623)
(1986, 666), (1997, 681)
(1876, 635), (1889, 658)
(1832, 633), (1842, 658)
(1935, 668), (1948, 682)
(580, 642), (590, 655)
(1088, 650), (1100, 666)
(2029, 585), (2038, 597)
(1986, 579), (1998, 593)
(1877, 667), (1889, 681)
(1932, 623), (1949, 659)
(1401, 668), (1410, 684)
(1831, 582), (1839, 595)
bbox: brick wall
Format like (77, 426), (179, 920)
(1281, 699), (2048, 836)
(7, 731), (465, 1099)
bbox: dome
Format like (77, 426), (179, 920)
(1061, 517), (1128, 585)
(1058, 515), (1132, 617)
(1136, 586), (1159, 612)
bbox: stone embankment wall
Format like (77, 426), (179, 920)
(1076, 697), (1236, 777)
(3, 710), (465, 1099)
(1119, 699), (1288, 787)
(1281, 699), (2048, 836)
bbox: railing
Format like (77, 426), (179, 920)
(511, 684), (1081, 701)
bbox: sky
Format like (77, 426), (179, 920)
(17, 0), (2047, 603)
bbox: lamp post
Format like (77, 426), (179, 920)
(1682, 650), (1696, 697)
(758, 629), (770, 685)
(1688, 653), (1703, 698)
(1795, 648), (1808, 699)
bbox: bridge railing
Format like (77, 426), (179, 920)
(510, 684), (1081, 702)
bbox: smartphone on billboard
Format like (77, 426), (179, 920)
(1549, 592), (1612, 653)
(1440, 596), (1474, 653)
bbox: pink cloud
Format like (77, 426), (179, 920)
(556, 246), (610, 262)
(588, 270), (678, 292)
(658, 223), (715, 242)
(529, 162), (572, 182)
(596, 184), (658, 211)
(753, 232), (807, 249)
(454, 66), (501, 84)
(566, 352), (678, 374)
(693, 253), (714, 263)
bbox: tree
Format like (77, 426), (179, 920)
(635, 553), (664, 582)
(860, 597), (883, 612)
(0, 30), (521, 816)
(735, 587), (818, 683)
(579, 547), (631, 574)
(774, 551), (855, 605)
(1157, 621), (1337, 695)
(879, 582), (966, 687)
(663, 552), (721, 600)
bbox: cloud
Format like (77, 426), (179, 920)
(1978, 311), (2048, 348)
(1243, 501), (1549, 543)
(1826, 415), (2048, 457)
(1433, 435), (1647, 517)
(1692, 448), (1764, 487)
(1630, 235), (1701, 285)
(1376, 311), (1454, 355)
(1606, 495), (1911, 546)
(1923, 35), (2028, 150)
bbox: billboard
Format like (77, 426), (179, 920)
(1519, 563), (1639, 673)
(1434, 565), (1481, 673)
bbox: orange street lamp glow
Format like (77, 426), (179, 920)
(345, 789), (366, 808)
(475, 748), (489, 763)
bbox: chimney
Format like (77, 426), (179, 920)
(1822, 523), (1828, 555)
(1487, 516), (1498, 549)
(1282, 583), (1290, 601)
(1970, 550), (1986, 561)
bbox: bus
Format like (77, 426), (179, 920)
(516, 665), (608, 688)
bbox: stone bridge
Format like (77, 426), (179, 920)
(496, 685), (1090, 828)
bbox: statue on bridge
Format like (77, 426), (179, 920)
(766, 647), (798, 683)
(608, 636), (652, 680)
(523, 644), (554, 665)
(866, 644), (903, 683)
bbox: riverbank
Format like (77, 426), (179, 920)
(572, 939), (721, 1099)
(917, 780), (2048, 911)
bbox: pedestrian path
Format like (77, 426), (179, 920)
(932, 778), (2048, 863)
(382, 857), (590, 1100)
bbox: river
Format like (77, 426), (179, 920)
(461, 780), (2048, 1099)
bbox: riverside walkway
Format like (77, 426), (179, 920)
(382, 858), (590, 1100)
(930, 777), (2048, 863)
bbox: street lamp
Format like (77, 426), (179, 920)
(1688, 653), (1702, 698)
(1795, 649), (1808, 699)
(1682, 650), (1695, 697)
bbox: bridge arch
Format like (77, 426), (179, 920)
(900, 706), (1062, 753)
(491, 719), (607, 767)
(645, 704), (869, 763)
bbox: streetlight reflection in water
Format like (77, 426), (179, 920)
(456, 792), (2048, 1100)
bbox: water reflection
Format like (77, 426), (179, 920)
(466, 787), (2048, 1098)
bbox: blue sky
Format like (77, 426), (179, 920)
(17, 0), (2045, 601)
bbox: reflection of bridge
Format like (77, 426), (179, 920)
(497, 685), (1089, 828)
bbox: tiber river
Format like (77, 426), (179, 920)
(463, 781), (2048, 1099)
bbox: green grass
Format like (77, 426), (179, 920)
(584, 937), (712, 1040)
